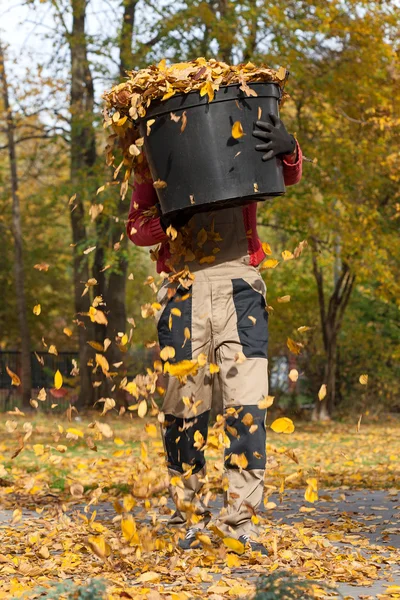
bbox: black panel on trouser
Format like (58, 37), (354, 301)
(232, 278), (268, 358)
(224, 405), (266, 470)
(163, 410), (210, 474)
(158, 286), (192, 363)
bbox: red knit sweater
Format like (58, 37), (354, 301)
(127, 142), (303, 273)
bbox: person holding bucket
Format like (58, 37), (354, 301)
(127, 114), (302, 555)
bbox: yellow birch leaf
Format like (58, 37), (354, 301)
(138, 400), (147, 418)
(66, 427), (84, 438)
(226, 553), (241, 567)
(199, 255), (216, 264)
(145, 423), (158, 437)
(223, 537), (246, 555)
(304, 478), (318, 503)
(54, 370), (63, 390)
(261, 242), (272, 255)
(359, 374), (368, 385)
(318, 384), (327, 401)
(282, 250), (294, 260)
(33, 444), (44, 456)
(209, 363), (220, 374)
(287, 338), (303, 355)
(63, 327), (72, 337)
(121, 514), (136, 542)
(160, 346), (176, 361)
(114, 437), (124, 446)
(33, 304), (41, 315)
(137, 571), (160, 583)
(270, 417), (295, 434)
(289, 369), (299, 382)
(6, 366), (21, 386)
(232, 121), (245, 139)
(262, 258), (279, 269)
(87, 535), (111, 559)
(171, 308), (181, 317)
(184, 327), (191, 340)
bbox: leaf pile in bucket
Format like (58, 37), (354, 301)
(102, 57), (289, 199)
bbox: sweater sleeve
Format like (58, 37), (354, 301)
(282, 140), (303, 186)
(126, 179), (167, 247)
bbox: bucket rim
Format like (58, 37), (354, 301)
(138, 81), (282, 121)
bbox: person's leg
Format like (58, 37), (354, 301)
(213, 272), (269, 540)
(157, 279), (213, 528)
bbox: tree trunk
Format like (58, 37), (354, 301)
(311, 244), (355, 420)
(0, 41), (32, 408)
(69, 0), (97, 407)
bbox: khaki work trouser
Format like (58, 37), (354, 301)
(157, 206), (269, 538)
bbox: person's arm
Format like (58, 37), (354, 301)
(127, 179), (167, 247)
(282, 139), (302, 186)
(252, 115), (303, 186)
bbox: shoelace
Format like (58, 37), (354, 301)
(185, 527), (198, 539)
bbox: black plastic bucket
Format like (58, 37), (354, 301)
(138, 82), (285, 216)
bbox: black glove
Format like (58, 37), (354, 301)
(252, 114), (296, 161)
(156, 204), (191, 233)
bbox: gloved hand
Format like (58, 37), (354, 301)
(156, 204), (192, 233)
(252, 114), (296, 161)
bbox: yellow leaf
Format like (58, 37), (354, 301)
(261, 242), (272, 255)
(230, 453), (248, 470)
(359, 374), (368, 385)
(138, 399), (147, 418)
(318, 384), (327, 401)
(114, 438), (124, 446)
(199, 255), (216, 264)
(66, 427), (84, 438)
(231, 121), (245, 139)
(184, 327), (191, 340)
(137, 571), (160, 583)
(197, 353), (207, 367)
(199, 80), (215, 102)
(160, 346), (176, 361)
(63, 327), (72, 337)
(257, 395), (273, 410)
(121, 514), (136, 542)
(270, 417), (295, 434)
(297, 325), (311, 333)
(277, 295), (291, 303)
(166, 224), (178, 240)
(171, 308), (181, 317)
(54, 370), (63, 390)
(304, 478), (318, 503)
(30, 399), (38, 409)
(282, 250), (294, 261)
(226, 552), (241, 567)
(6, 366), (21, 386)
(145, 423), (158, 437)
(262, 258), (279, 269)
(165, 360), (199, 379)
(87, 535), (111, 559)
(88, 341), (104, 351)
(33, 444), (44, 456)
(209, 363), (220, 374)
(223, 537), (246, 555)
(287, 338), (303, 355)
(197, 228), (207, 247)
(288, 369), (299, 382)
(95, 353), (110, 376)
(33, 304), (41, 316)
(153, 179), (167, 189)
(234, 351), (246, 364)
(48, 344), (58, 356)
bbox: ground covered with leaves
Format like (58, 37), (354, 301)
(0, 413), (399, 599)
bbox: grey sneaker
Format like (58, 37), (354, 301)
(178, 527), (200, 550)
(239, 534), (268, 556)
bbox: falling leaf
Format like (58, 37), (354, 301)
(293, 239), (308, 258)
(170, 112), (181, 122)
(171, 308), (181, 317)
(54, 370), (63, 390)
(160, 346), (176, 361)
(70, 483), (84, 498)
(318, 384), (327, 401)
(153, 179), (167, 189)
(6, 367), (21, 386)
(304, 478), (318, 503)
(282, 250), (294, 260)
(66, 427), (84, 438)
(145, 423), (158, 437)
(234, 351), (247, 364)
(261, 242), (272, 255)
(253, 182), (259, 192)
(87, 535), (111, 559)
(121, 514), (137, 543)
(223, 537), (246, 555)
(287, 338), (304, 355)
(359, 374), (368, 385)
(180, 110), (187, 133)
(258, 395), (274, 409)
(297, 325), (311, 333)
(277, 295), (291, 303)
(289, 369), (299, 382)
(83, 245), (96, 255)
(270, 417), (295, 434)
(38, 388), (46, 401)
(63, 327), (72, 337)
(33, 304), (41, 315)
(48, 344), (58, 356)
(146, 118), (155, 135)
(262, 258), (279, 269)
(231, 121), (245, 139)
(357, 414), (362, 433)
(34, 263), (49, 271)
(257, 106), (262, 120)
(138, 399), (147, 418)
